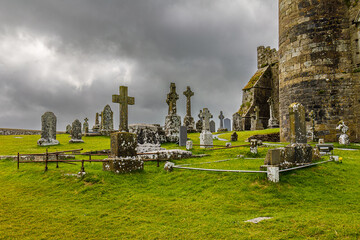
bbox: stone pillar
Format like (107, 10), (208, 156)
(289, 103), (307, 144)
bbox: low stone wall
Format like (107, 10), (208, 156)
(0, 128), (66, 135)
(248, 132), (280, 142)
(0, 155), (75, 161)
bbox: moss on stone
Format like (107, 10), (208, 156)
(243, 66), (269, 90)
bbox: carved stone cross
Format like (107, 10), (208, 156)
(95, 113), (99, 125)
(200, 108), (213, 131)
(166, 83), (179, 115)
(218, 111), (224, 129)
(254, 106), (260, 120)
(112, 86), (135, 132)
(84, 117), (88, 123)
(183, 86), (194, 117)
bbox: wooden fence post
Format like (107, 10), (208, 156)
(17, 152), (20, 170)
(56, 153), (59, 168)
(45, 148), (48, 172)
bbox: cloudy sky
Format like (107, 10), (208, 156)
(0, 0), (278, 131)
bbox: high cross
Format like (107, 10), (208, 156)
(218, 111), (224, 129)
(166, 83), (179, 115)
(112, 86), (135, 132)
(183, 86), (194, 117)
(200, 108), (213, 131)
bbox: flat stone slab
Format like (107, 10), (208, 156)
(244, 217), (273, 224)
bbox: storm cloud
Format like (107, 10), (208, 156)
(0, 0), (278, 130)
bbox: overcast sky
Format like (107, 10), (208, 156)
(0, 0), (278, 131)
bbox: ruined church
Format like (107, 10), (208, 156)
(233, 0), (360, 143)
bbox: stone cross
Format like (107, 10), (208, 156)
(166, 83), (179, 115)
(95, 113), (99, 125)
(112, 86), (135, 132)
(254, 106), (260, 120)
(200, 108), (213, 131)
(218, 111), (224, 129)
(183, 86), (194, 117)
(83, 118), (89, 133)
(99, 112), (103, 129)
(267, 97), (274, 120)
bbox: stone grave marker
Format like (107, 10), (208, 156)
(66, 124), (72, 134)
(179, 126), (187, 146)
(69, 119), (84, 143)
(183, 86), (195, 132)
(199, 108), (213, 148)
(101, 104), (114, 136)
(209, 120), (215, 133)
(83, 118), (89, 134)
(186, 140), (193, 150)
(251, 106), (263, 130)
(336, 120), (350, 145)
(164, 83), (181, 142)
(218, 111), (226, 132)
(224, 118), (231, 131)
(267, 97), (279, 128)
(37, 112), (60, 146)
(92, 112), (101, 132)
(112, 86), (135, 132)
(231, 132), (238, 141)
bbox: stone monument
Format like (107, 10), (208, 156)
(92, 112), (101, 132)
(199, 108), (213, 149)
(100, 104), (114, 136)
(164, 83), (181, 142)
(83, 118), (89, 134)
(267, 97), (279, 128)
(195, 110), (203, 132)
(37, 112), (60, 146)
(183, 86), (196, 132)
(179, 126), (187, 147)
(224, 118), (231, 131)
(69, 119), (84, 143)
(112, 86), (135, 132)
(209, 120), (215, 133)
(336, 120), (350, 145)
(231, 132), (238, 141)
(66, 124), (72, 134)
(251, 106), (263, 130)
(217, 111), (227, 132)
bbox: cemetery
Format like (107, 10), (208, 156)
(1, 0), (360, 239)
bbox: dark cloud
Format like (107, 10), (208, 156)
(0, 0), (278, 130)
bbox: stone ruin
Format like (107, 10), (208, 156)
(129, 124), (166, 153)
(183, 86), (196, 132)
(263, 103), (313, 169)
(336, 120), (350, 145)
(199, 108), (213, 149)
(69, 119), (84, 143)
(37, 112), (60, 146)
(164, 83), (181, 142)
(100, 104), (114, 136)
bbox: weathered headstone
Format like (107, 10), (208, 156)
(69, 119), (84, 143)
(307, 110), (316, 142)
(183, 86), (195, 132)
(66, 124), (72, 134)
(112, 86), (135, 132)
(336, 120), (350, 145)
(224, 118), (231, 131)
(164, 83), (181, 142)
(199, 108), (213, 148)
(37, 112), (59, 146)
(195, 110), (203, 132)
(83, 118), (89, 134)
(209, 120), (216, 133)
(218, 111), (226, 132)
(231, 132), (238, 141)
(250, 139), (258, 154)
(92, 112), (101, 132)
(100, 104), (114, 136)
(186, 140), (193, 150)
(179, 126), (187, 147)
(267, 97), (279, 128)
(251, 106), (263, 130)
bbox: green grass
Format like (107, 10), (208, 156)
(0, 129), (359, 239)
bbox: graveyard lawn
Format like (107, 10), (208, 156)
(0, 130), (359, 239)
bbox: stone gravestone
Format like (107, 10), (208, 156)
(100, 104), (114, 136)
(69, 119), (84, 143)
(66, 124), (72, 134)
(195, 110), (203, 132)
(209, 120), (216, 133)
(267, 97), (279, 128)
(199, 108), (213, 148)
(37, 112), (60, 146)
(231, 132), (238, 141)
(183, 86), (196, 132)
(92, 112), (101, 132)
(164, 83), (181, 142)
(218, 111), (226, 132)
(336, 120), (350, 145)
(224, 118), (231, 131)
(179, 126), (187, 146)
(250, 139), (258, 154)
(251, 106), (264, 130)
(104, 86), (144, 174)
(186, 140), (193, 150)
(83, 118), (89, 134)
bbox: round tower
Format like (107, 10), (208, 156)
(279, 0), (359, 142)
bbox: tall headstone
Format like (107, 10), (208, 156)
(179, 126), (187, 147)
(209, 120), (216, 133)
(93, 113), (101, 132)
(289, 103), (306, 144)
(112, 86), (135, 132)
(37, 112), (60, 146)
(164, 83), (181, 142)
(69, 119), (84, 143)
(199, 108), (213, 148)
(267, 97), (279, 128)
(251, 106), (264, 130)
(83, 118), (89, 134)
(336, 120), (350, 145)
(66, 124), (72, 134)
(183, 86), (195, 132)
(224, 118), (231, 131)
(195, 110), (203, 132)
(217, 111), (227, 132)
(101, 104), (114, 136)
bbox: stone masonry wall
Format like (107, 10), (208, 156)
(0, 128), (65, 135)
(279, 0), (359, 142)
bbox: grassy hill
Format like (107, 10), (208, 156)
(0, 129), (359, 239)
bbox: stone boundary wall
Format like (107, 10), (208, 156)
(247, 132), (280, 142)
(0, 128), (66, 135)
